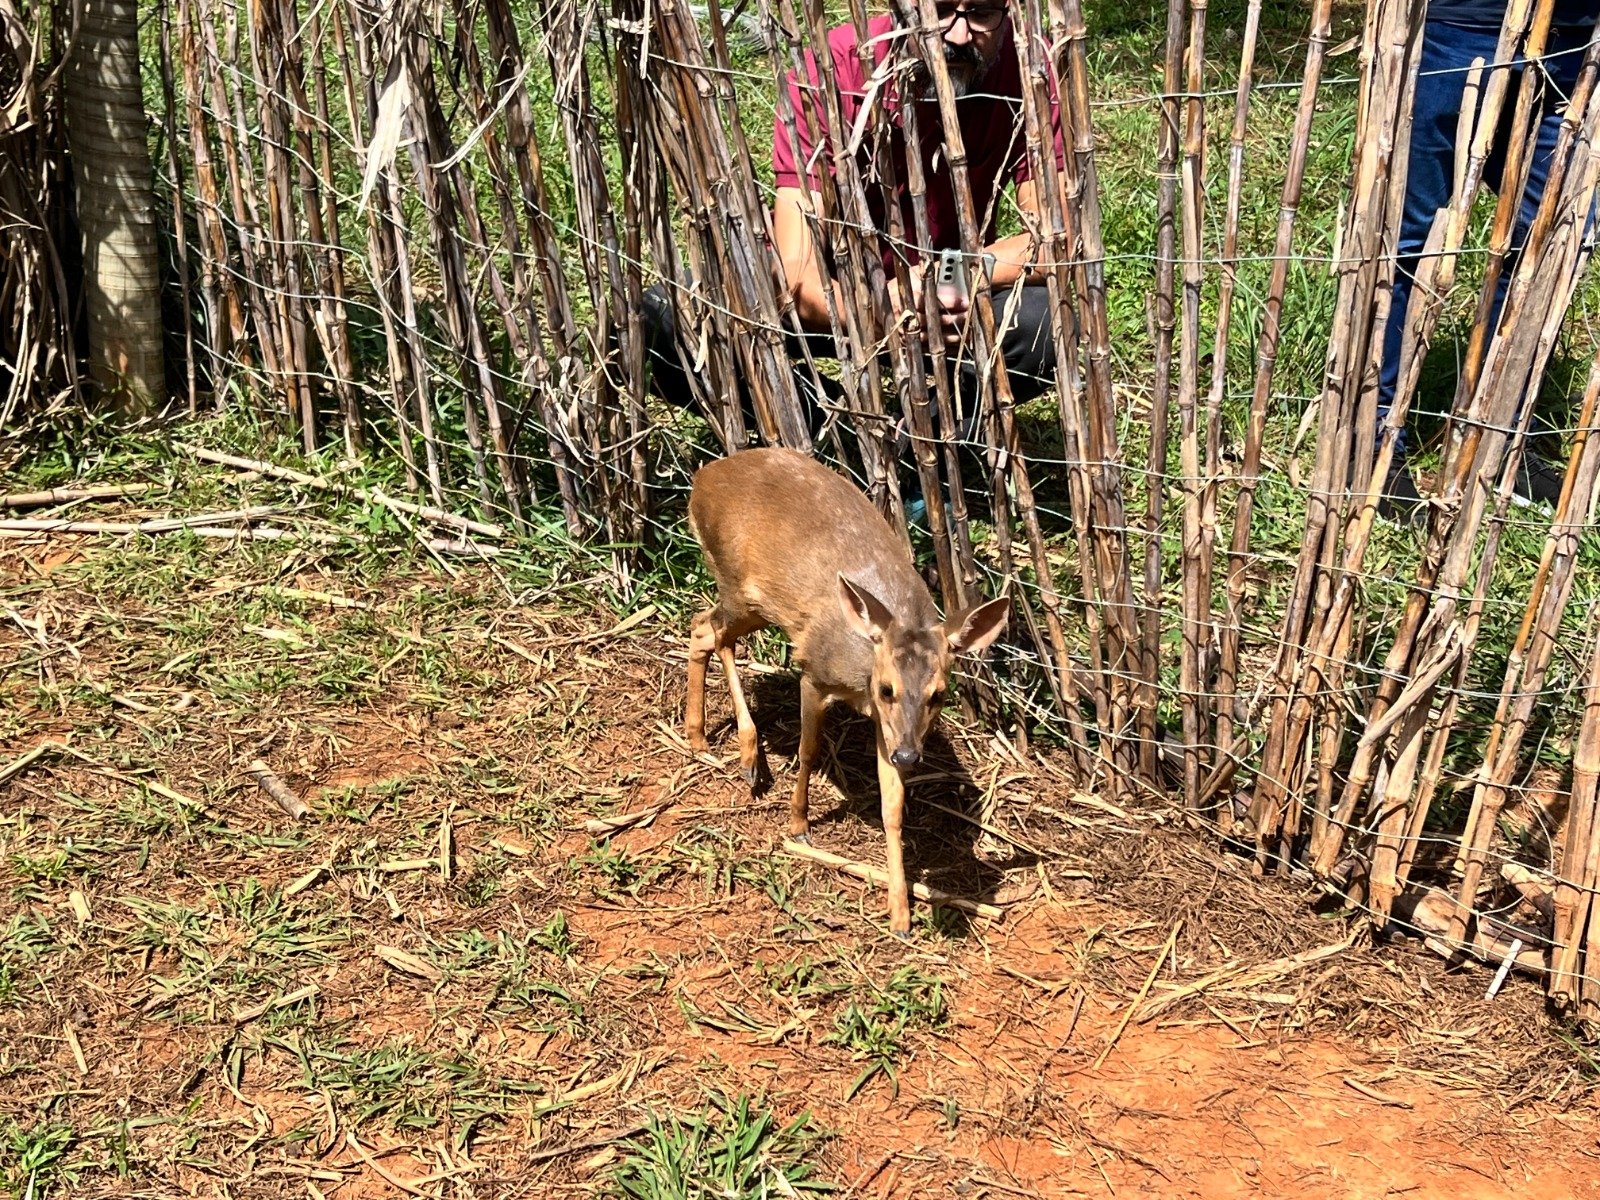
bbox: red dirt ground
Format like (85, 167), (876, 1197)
(2, 534), (1598, 1198)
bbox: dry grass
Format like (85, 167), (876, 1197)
(0, 461), (1596, 1199)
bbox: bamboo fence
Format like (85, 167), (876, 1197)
(10, 0), (1600, 1024)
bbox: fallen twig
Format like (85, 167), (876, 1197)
(1092, 921), (1181, 1071)
(0, 521), (346, 545)
(0, 483), (157, 508)
(0, 505), (278, 533)
(176, 443), (505, 539)
(532, 605), (659, 648)
(424, 535), (504, 558)
(373, 945), (442, 982)
(63, 1021), (88, 1075)
(843, 1150), (896, 1198)
(523, 1122), (651, 1163)
(579, 805), (664, 835)
(0, 741), (62, 785)
(344, 1131), (445, 1198)
(376, 858), (437, 873)
(1135, 931), (1357, 1023)
(1343, 1076), (1412, 1108)
(247, 759), (309, 819)
(233, 983), (319, 1024)
(778, 838), (1004, 921)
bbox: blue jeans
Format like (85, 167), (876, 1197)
(1378, 18), (1594, 455)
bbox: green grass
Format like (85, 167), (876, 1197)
(608, 1093), (835, 1200)
(293, 1039), (541, 1136)
(826, 965), (949, 1098)
(1, 1119), (81, 1199)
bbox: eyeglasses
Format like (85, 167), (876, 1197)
(933, 2), (1007, 33)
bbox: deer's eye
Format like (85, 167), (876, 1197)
(879, 683), (896, 702)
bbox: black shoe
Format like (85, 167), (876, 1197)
(1377, 454), (1425, 527)
(1513, 449), (1564, 507)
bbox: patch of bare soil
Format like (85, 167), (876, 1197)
(0, 528), (1597, 1199)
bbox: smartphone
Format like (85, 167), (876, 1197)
(934, 247), (967, 308)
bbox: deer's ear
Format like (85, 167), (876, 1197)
(945, 594), (1010, 654)
(838, 575), (894, 644)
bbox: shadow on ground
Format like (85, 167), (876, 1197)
(709, 672), (1043, 933)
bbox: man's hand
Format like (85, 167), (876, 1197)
(889, 259), (968, 348)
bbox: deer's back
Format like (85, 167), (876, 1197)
(689, 448), (935, 688)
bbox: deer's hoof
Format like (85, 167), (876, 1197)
(789, 832), (811, 846)
(891, 927), (912, 942)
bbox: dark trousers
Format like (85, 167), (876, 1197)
(639, 280), (1063, 446)
(1379, 18), (1594, 453)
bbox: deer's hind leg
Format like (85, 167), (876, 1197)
(685, 606), (718, 752)
(686, 598), (765, 783)
(712, 606), (765, 785)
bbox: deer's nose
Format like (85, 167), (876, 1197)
(890, 748), (920, 769)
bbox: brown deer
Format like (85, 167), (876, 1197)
(684, 446), (1010, 937)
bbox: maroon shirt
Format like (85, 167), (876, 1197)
(771, 14), (1066, 271)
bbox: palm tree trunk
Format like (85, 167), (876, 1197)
(63, 0), (165, 415)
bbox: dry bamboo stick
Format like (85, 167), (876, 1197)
(1137, 0), (1186, 786)
(1442, 144), (1600, 932)
(1250, 0), (1421, 868)
(174, 443), (506, 538)
(403, 41), (521, 517)
(1319, 24), (1599, 889)
(783, 0), (897, 509)
(702, 0), (822, 457)
(247, 759), (309, 819)
(306, 5), (360, 455)
(1175, 0), (1209, 811)
(453, 0), (585, 532)
(1006, 0), (1100, 757)
(1451, 348), (1600, 875)
(342, 0), (446, 501)
(480, 0), (590, 528)
(0, 484), (156, 508)
(156, 0), (199, 417)
(1303, 8), (1531, 870)
(0, 523), (344, 545)
(176, 0), (245, 384)
(1, 506), (278, 533)
(1051, 0), (1141, 781)
(875, 10), (1011, 730)
(537, 0), (634, 533)
(1136, 931), (1354, 1023)
(200, 0), (288, 401)
(278, 0), (358, 455)
(1443, 0), (1562, 449)
(1548, 613), (1600, 1005)
(1195, 0), (1261, 822)
(607, 19), (651, 548)
(779, 0), (895, 488)
(779, 838), (1003, 921)
(244, 0), (315, 447)
(1206, 0), (1333, 809)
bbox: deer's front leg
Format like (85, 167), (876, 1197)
(789, 677), (825, 841)
(876, 736), (911, 937)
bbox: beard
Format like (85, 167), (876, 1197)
(911, 40), (987, 100)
